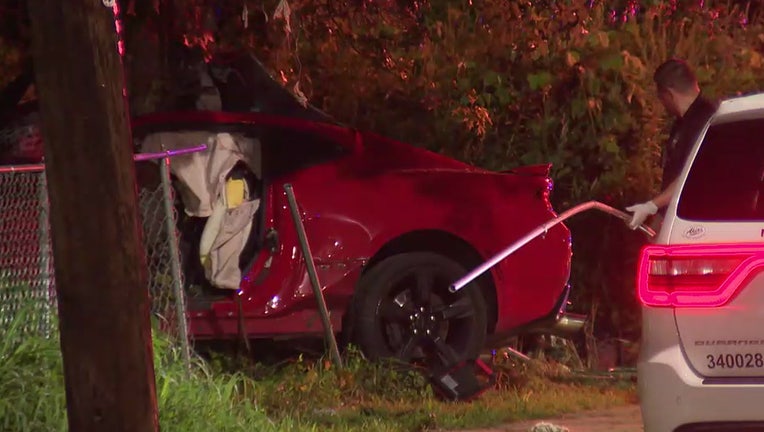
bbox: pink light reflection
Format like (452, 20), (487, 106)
(112, 3), (125, 57)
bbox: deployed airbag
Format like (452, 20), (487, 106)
(141, 131), (261, 290)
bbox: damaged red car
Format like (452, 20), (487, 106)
(132, 109), (578, 363)
(1, 52), (579, 364)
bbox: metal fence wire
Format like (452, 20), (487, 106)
(0, 130), (194, 368)
(136, 159), (192, 361)
(0, 167), (54, 338)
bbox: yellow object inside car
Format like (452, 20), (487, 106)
(225, 178), (247, 209)
(200, 178), (249, 269)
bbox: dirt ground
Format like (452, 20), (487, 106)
(460, 404), (643, 432)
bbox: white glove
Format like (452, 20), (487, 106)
(625, 201), (658, 230)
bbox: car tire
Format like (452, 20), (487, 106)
(349, 252), (487, 365)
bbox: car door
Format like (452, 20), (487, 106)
(237, 123), (359, 316)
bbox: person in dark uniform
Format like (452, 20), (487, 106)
(626, 58), (719, 230)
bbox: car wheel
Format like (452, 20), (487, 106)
(350, 252), (487, 365)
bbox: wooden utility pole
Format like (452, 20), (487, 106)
(26, 1), (159, 431)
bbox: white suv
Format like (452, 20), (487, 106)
(638, 92), (764, 431)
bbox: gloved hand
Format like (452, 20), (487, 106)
(625, 201), (658, 230)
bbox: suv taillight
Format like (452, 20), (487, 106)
(637, 243), (764, 308)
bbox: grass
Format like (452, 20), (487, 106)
(288, 380), (634, 431)
(236, 349), (636, 431)
(0, 308), (296, 432)
(0, 305), (636, 432)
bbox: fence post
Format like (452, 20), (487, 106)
(159, 157), (191, 372)
(37, 170), (54, 338)
(284, 183), (343, 369)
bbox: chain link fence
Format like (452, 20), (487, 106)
(0, 123), (198, 369)
(0, 165), (54, 338)
(135, 158), (192, 367)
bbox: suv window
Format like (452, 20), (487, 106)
(677, 117), (764, 221)
(260, 127), (348, 179)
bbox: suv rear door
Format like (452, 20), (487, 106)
(655, 113), (764, 379)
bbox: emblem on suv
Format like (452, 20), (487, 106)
(683, 225), (707, 239)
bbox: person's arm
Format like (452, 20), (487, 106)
(650, 179), (678, 209)
(625, 180), (678, 230)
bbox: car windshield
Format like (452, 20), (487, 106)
(677, 117), (764, 221)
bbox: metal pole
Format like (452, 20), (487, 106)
(283, 183), (343, 369)
(449, 201), (656, 293)
(0, 144), (209, 174)
(159, 157), (192, 372)
(133, 144), (208, 162)
(37, 170), (53, 338)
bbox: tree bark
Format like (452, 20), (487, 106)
(26, 1), (159, 431)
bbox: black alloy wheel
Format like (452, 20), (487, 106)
(350, 252), (488, 366)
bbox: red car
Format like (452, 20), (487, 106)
(1, 60), (576, 363)
(132, 110), (577, 363)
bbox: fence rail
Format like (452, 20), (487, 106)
(0, 145), (205, 370)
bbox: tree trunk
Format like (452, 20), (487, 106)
(26, 1), (159, 431)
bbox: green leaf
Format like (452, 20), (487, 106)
(377, 24), (398, 39)
(483, 71), (502, 87)
(695, 67), (713, 83)
(556, 166), (572, 178)
(520, 152), (540, 165)
(495, 86), (511, 105)
(527, 72), (553, 90)
(599, 52), (624, 71)
(570, 98), (587, 119)
(596, 31), (610, 48)
(600, 136), (620, 154)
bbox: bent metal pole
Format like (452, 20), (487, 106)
(449, 201), (656, 293)
(284, 183), (344, 369)
(0, 144), (210, 174)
